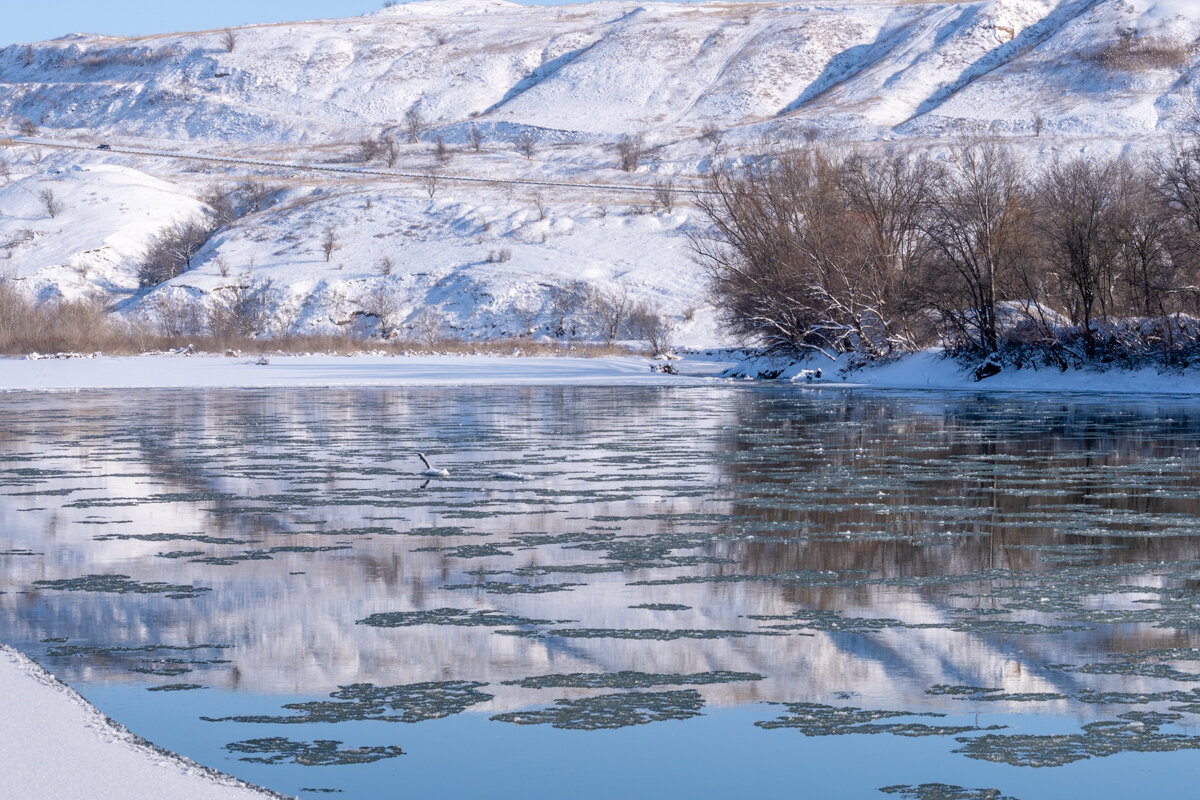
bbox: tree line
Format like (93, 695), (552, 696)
(692, 138), (1200, 368)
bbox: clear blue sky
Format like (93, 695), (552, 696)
(3, 0), (591, 46)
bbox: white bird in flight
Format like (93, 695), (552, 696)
(417, 452), (450, 478)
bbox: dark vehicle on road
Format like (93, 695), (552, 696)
(97, 143), (111, 150)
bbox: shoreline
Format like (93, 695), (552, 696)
(2, 350), (1200, 396)
(0, 645), (284, 800)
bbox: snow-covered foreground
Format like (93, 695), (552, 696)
(0, 646), (278, 800)
(7, 350), (1200, 395)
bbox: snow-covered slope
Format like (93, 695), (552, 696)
(0, 0), (1197, 346)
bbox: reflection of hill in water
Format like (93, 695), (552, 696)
(2, 388), (1200, 715)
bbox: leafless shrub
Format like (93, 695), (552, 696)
(383, 0), (399, 6)
(486, 248), (512, 263)
(214, 254), (231, 277)
(682, 305), (696, 322)
(653, 179), (676, 213)
(515, 129), (537, 159)
(357, 136), (382, 163)
(422, 170), (440, 199)
(381, 134), (399, 167)
(531, 192), (547, 220)
(585, 285), (632, 344)
(16, 118), (36, 137)
(379, 255), (394, 276)
(220, 28), (236, 53)
(467, 125), (484, 152)
(204, 180), (277, 227)
(404, 107), (424, 144)
(148, 292), (206, 338)
(629, 300), (676, 356)
(321, 227), (338, 262)
(139, 216), (220, 286)
(616, 132), (645, 172)
(207, 277), (274, 339)
(1089, 32), (1192, 73)
(409, 307), (445, 346)
(39, 188), (63, 219)
(0, 158), (10, 183)
(548, 280), (588, 337)
(359, 281), (403, 336)
(435, 134), (451, 165)
(22, 44), (34, 67)
(29, 147), (43, 166)
(512, 295), (541, 333)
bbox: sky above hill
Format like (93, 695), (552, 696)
(2, 0), (605, 46)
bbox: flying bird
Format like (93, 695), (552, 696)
(417, 452), (450, 478)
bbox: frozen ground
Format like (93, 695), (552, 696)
(0, 645), (278, 800)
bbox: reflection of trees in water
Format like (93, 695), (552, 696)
(7, 388), (1200, 703)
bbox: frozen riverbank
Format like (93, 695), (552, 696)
(0, 646), (280, 800)
(4, 349), (1200, 395)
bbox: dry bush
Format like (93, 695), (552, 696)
(409, 307), (446, 346)
(359, 281), (403, 336)
(616, 133), (645, 172)
(548, 280), (588, 337)
(404, 107), (424, 144)
(139, 217), (220, 287)
(435, 134), (451, 165)
(628, 300), (675, 356)
(515, 130), (537, 159)
(1089, 32), (1192, 72)
(16, 118), (36, 137)
(206, 278), (274, 339)
(321, 227), (338, 261)
(653, 179), (676, 213)
(584, 285), (632, 344)
(220, 29), (236, 53)
(203, 180), (277, 227)
(468, 125), (484, 153)
(39, 188), (63, 219)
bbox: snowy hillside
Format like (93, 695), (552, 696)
(0, 0), (1198, 346)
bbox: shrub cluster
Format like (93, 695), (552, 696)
(693, 138), (1200, 368)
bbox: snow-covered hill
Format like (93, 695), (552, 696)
(0, 0), (1198, 346)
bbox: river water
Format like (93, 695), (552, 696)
(4, 386), (1200, 799)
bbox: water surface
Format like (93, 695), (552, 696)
(4, 386), (1200, 799)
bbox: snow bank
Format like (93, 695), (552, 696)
(730, 349), (1200, 396)
(0, 645), (279, 800)
(0, 353), (729, 391)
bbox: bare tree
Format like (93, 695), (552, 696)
(16, 118), (36, 137)
(515, 129), (537, 159)
(629, 300), (676, 355)
(467, 124), (484, 153)
(1034, 155), (1124, 357)
(207, 277), (274, 339)
(0, 158), (10, 184)
(422, 170), (440, 199)
(357, 136), (382, 163)
(220, 28), (236, 53)
(585, 285), (633, 344)
(139, 217), (220, 286)
(381, 134), (399, 167)
(321, 227), (339, 262)
(403, 107), (424, 144)
(653, 178), (676, 213)
(548, 280), (587, 337)
(616, 133), (646, 172)
(435, 134), (451, 165)
(512, 295), (540, 334)
(410, 307), (445, 346)
(379, 255), (394, 276)
(22, 44), (34, 67)
(920, 141), (1032, 354)
(359, 281), (403, 336)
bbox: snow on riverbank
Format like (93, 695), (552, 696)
(730, 350), (1200, 396)
(0, 646), (280, 800)
(7, 349), (1200, 395)
(0, 352), (734, 391)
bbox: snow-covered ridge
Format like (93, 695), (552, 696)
(2, 0), (1197, 145)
